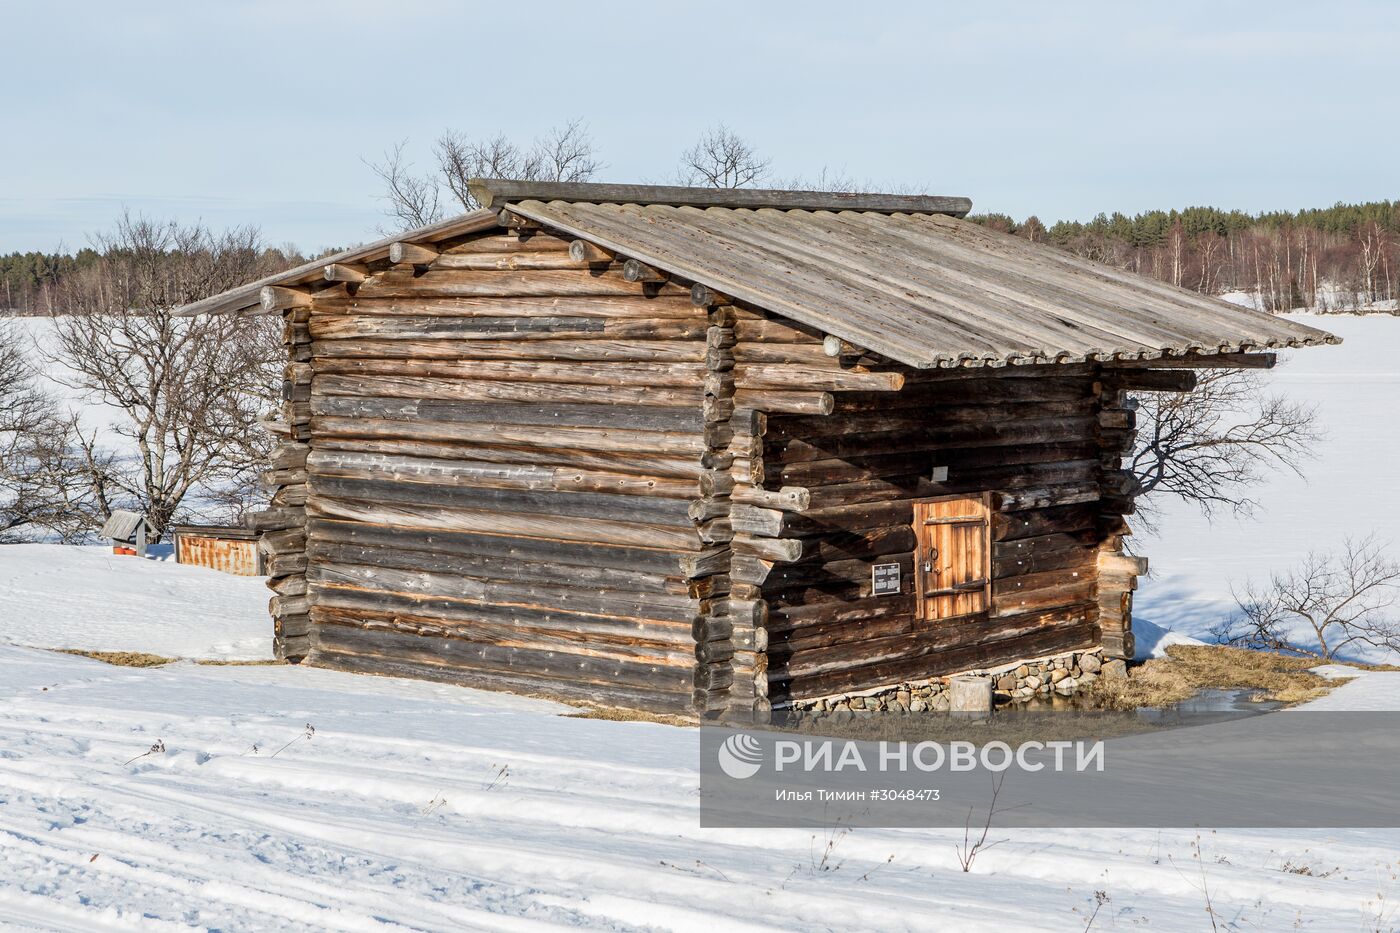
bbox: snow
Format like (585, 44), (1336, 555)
(3, 642), (1400, 932)
(3, 313), (1400, 929)
(0, 544), (272, 660)
(1134, 313), (1400, 661)
(1130, 617), (1204, 660)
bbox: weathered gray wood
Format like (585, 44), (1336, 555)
(470, 178), (973, 216)
(388, 242), (440, 265)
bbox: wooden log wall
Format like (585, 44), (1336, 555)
(294, 230), (715, 711)
(719, 310), (1140, 705)
(257, 308), (312, 660)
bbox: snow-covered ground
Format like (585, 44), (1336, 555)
(1134, 313), (1400, 658)
(0, 544), (271, 660)
(3, 641), (1400, 932)
(2, 312), (1400, 930)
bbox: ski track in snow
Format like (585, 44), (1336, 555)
(2, 645), (1400, 932)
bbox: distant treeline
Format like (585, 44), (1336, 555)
(0, 245), (308, 315)
(5, 200), (1398, 314)
(970, 201), (1400, 311)
(0, 249), (101, 314)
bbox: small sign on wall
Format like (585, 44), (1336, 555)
(872, 562), (902, 596)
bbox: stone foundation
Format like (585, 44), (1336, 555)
(785, 647), (1112, 713)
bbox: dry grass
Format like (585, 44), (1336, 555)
(59, 649), (175, 668)
(1087, 644), (1349, 711)
(56, 650), (283, 668)
(564, 704), (697, 728)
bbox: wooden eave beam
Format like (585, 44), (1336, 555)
(622, 258), (668, 283)
(259, 285), (314, 314)
(323, 262), (368, 283)
(388, 242), (440, 266)
(1108, 352), (1277, 370)
(568, 240), (615, 264)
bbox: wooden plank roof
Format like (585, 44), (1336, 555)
(176, 179), (1339, 370)
(494, 192), (1338, 368)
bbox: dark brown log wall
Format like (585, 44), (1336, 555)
(721, 311), (1136, 705)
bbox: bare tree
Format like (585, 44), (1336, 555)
(1128, 369), (1321, 522)
(0, 324), (104, 541)
(1217, 535), (1400, 659)
(367, 140), (443, 229)
(46, 215), (287, 539)
(370, 120), (601, 227)
(678, 125), (770, 188)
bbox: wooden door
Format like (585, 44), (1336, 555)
(913, 494), (992, 621)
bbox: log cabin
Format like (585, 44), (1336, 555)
(177, 180), (1339, 716)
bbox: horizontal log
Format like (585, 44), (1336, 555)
(471, 180), (972, 216)
(731, 484), (810, 512)
(313, 338), (707, 363)
(388, 242), (440, 265)
(307, 496), (703, 551)
(307, 449), (698, 499)
(310, 409), (704, 455)
(427, 251), (590, 272)
(622, 258), (667, 283)
(833, 374), (1094, 410)
(770, 399), (1096, 440)
(310, 394), (705, 433)
(770, 607), (1097, 681)
(323, 263), (368, 284)
(313, 373), (702, 409)
(308, 518), (694, 576)
(781, 460), (1100, 501)
(308, 474), (693, 527)
(445, 233), (570, 254)
(312, 604), (691, 655)
(1108, 352), (1276, 370)
(352, 269), (686, 300)
(678, 547), (730, 579)
(768, 416), (1098, 463)
(309, 647), (695, 712)
(732, 365), (904, 393)
(312, 434), (703, 480)
(771, 618), (1098, 701)
(994, 483), (1102, 512)
(312, 294), (700, 319)
(311, 621), (694, 693)
(261, 286), (313, 314)
(1102, 369), (1198, 392)
(310, 561), (699, 624)
(308, 314), (709, 342)
(731, 389), (834, 415)
(315, 356), (708, 388)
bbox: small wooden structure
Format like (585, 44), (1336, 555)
(177, 180), (1338, 715)
(100, 510), (156, 558)
(172, 525), (266, 576)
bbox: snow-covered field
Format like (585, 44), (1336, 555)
(4, 641), (1400, 932)
(2, 312), (1399, 930)
(0, 544), (271, 660)
(1135, 313), (1400, 656)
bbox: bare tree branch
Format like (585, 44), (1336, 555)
(1129, 369), (1321, 524)
(366, 141), (444, 230)
(678, 125), (770, 189)
(1217, 535), (1400, 659)
(43, 214), (287, 539)
(372, 121), (601, 225)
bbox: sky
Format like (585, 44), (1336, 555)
(2, 1), (1396, 255)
